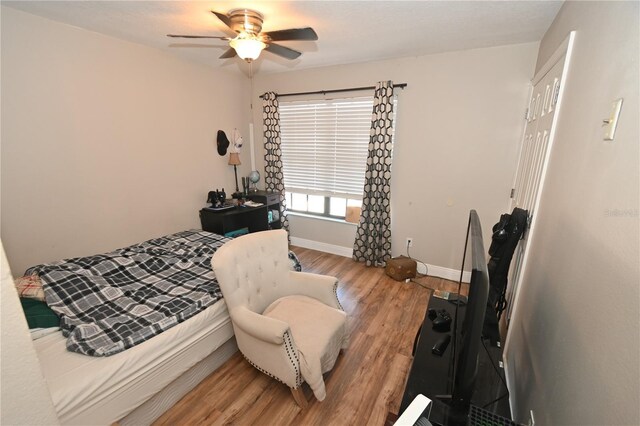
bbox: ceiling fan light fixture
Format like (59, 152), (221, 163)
(171, 9), (313, 62)
(230, 34), (266, 61)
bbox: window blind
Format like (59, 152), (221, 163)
(279, 97), (374, 198)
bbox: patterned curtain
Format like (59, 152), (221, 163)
(353, 81), (395, 266)
(262, 92), (290, 232)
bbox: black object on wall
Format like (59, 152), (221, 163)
(217, 130), (230, 156)
(483, 208), (528, 343)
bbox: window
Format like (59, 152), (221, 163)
(279, 96), (395, 219)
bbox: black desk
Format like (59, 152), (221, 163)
(200, 205), (269, 235)
(400, 296), (511, 426)
(199, 191), (282, 236)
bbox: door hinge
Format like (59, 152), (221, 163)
(510, 188), (515, 198)
(524, 108), (529, 121)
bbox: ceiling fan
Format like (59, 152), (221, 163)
(167, 9), (318, 62)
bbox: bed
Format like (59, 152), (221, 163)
(17, 230), (271, 425)
(35, 298), (235, 425)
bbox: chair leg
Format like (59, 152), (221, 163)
(291, 387), (308, 409)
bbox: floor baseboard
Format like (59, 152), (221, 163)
(290, 237), (471, 283)
(290, 237), (353, 258)
(424, 264), (471, 283)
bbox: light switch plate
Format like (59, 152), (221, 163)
(604, 98), (623, 141)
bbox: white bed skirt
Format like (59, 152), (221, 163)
(120, 337), (237, 425)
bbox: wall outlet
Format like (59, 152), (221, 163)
(406, 237), (413, 248)
(528, 409), (535, 426)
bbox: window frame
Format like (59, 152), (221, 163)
(279, 94), (397, 220)
(285, 191), (362, 221)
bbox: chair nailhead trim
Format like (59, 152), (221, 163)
(333, 282), (344, 311)
(238, 332), (303, 389)
(241, 353), (290, 386)
(283, 330), (303, 387)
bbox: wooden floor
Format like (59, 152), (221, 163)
(154, 247), (467, 426)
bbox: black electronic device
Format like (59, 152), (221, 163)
(399, 210), (507, 426)
(432, 309), (452, 332)
(432, 335), (451, 356)
(449, 210), (491, 414)
(485, 207), (527, 342)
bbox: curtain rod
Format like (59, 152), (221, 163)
(259, 83), (407, 99)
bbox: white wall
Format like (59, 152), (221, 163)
(1, 6), (250, 275)
(252, 43), (538, 272)
(505, 2), (639, 424)
(1, 242), (59, 425)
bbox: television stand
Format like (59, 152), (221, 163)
(399, 296), (511, 426)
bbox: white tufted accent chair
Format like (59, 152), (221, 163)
(211, 229), (348, 407)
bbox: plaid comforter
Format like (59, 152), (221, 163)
(26, 230), (229, 357)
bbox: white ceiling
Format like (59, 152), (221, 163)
(3, 1), (562, 75)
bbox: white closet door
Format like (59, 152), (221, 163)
(505, 33), (575, 323)
(511, 58), (564, 213)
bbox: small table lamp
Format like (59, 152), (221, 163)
(228, 153), (242, 198)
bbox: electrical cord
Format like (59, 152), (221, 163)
(406, 241), (431, 290)
(481, 337), (509, 389)
(480, 337), (510, 409)
(409, 278), (431, 290)
(482, 392), (509, 409)
(396, 239), (449, 297)
(406, 243), (429, 277)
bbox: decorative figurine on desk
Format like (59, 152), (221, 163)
(249, 170), (260, 192)
(207, 189), (226, 208)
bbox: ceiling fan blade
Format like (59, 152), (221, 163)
(263, 27), (318, 42)
(219, 48), (237, 59)
(167, 34), (229, 40)
(265, 43), (302, 60)
(211, 10), (236, 34)
(168, 43), (225, 49)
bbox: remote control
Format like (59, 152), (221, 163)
(432, 334), (451, 356)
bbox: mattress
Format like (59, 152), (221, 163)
(34, 298), (233, 425)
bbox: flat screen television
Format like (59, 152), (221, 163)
(398, 210), (506, 424)
(450, 209), (491, 412)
